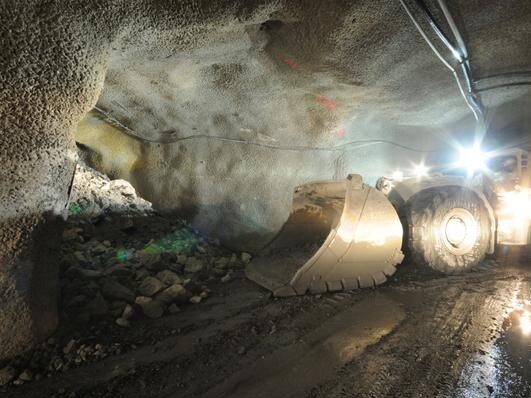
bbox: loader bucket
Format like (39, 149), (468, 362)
(245, 174), (405, 296)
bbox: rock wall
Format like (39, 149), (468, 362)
(76, 111), (442, 251)
(0, 1), (110, 360)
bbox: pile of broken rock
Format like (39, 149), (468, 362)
(61, 161), (251, 326)
(68, 161), (153, 218)
(0, 163), (253, 389)
(60, 224), (250, 327)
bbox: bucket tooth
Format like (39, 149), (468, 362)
(273, 286), (298, 297)
(373, 272), (387, 285)
(342, 278), (360, 290)
(308, 280), (327, 294)
(358, 275), (375, 288)
(326, 280), (343, 292)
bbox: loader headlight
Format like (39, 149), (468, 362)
(391, 170), (404, 182)
(496, 189), (531, 245)
(457, 145), (490, 175)
(498, 189), (531, 219)
(413, 163), (429, 179)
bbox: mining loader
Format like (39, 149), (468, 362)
(246, 148), (531, 296)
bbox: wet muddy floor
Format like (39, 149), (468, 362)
(4, 251), (531, 398)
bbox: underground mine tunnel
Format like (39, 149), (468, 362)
(1, 0), (531, 396)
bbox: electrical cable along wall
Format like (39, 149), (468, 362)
(93, 107), (438, 153)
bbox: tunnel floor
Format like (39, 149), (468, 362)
(1, 212), (531, 398)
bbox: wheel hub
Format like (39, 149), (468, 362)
(445, 217), (467, 246)
(441, 208), (478, 255)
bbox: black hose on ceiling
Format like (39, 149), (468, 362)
(476, 71), (531, 92)
(140, 135), (440, 153)
(412, 0), (460, 61)
(435, 0), (485, 122)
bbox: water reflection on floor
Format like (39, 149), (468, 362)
(494, 308), (531, 397)
(458, 300), (531, 397)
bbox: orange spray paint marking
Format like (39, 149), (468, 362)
(317, 96), (337, 110)
(335, 128), (346, 138)
(282, 57), (299, 70)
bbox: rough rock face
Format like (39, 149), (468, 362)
(1, 0), (531, 360)
(0, 2), (109, 360)
(69, 162), (153, 218)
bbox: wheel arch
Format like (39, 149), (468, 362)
(389, 177), (496, 254)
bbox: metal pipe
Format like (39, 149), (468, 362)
(435, 1), (486, 126)
(398, 0), (474, 119)
(436, 0), (468, 63)
(415, 0), (482, 118)
(413, 0), (463, 62)
(435, 0), (482, 115)
(476, 72), (531, 93)
(419, 0), (485, 122)
(398, 0), (453, 71)
(477, 71), (531, 82)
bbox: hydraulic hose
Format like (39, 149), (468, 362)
(413, 0), (462, 62)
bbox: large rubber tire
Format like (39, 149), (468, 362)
(405, 187), (491, 273)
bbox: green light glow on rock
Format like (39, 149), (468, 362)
(143, 228), (200, 254)
(116, 248), (133, 263)
(68, 201), (83, 215)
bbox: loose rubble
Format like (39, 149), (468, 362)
(68, 161), (153, 218)
(0, 162), (253, 390)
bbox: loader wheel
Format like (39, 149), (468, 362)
(406, 187), (490, 273)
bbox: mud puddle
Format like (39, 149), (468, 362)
(491, 307), (531, 397)
(457, 296), (531, 398)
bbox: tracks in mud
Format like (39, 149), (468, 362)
(311, 271), (527, 398)
(6, 265), (531, 398)
(200, 296), (405, 398)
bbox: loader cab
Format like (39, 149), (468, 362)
(488, 148), (531, 246)
(487, 148), (529, 188)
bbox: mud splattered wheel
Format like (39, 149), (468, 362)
(406, 187), (491, 273)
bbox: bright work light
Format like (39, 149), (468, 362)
(457, 145), (490, 175)
(391, 170), (404, 181)
(414, 163), (429, 178)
